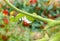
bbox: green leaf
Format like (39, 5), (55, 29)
(47, 5), (53, 11)
(35, 37), (48, 41)
(0, 13), (4, 19)
(49, 32), (60, 41)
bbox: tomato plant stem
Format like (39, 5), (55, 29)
(4, 0), (60, 28)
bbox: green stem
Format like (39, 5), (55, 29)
(4, 0), (54, 23)
(4, 0), (60, 28)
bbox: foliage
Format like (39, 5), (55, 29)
(0, 0), (60, 41)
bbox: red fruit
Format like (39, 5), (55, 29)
(23, 21), (29, 26)
(3, 9), (8, 15)
(29, 0), (37, 4)
(0, 24), (5, 28)
(2, 35), (8, 41)
(3, 18), (9, 24)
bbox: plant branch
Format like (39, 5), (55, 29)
(4, 0), (60, 28)
(4, 0), (55, 23)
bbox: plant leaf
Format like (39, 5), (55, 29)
(49, 32), (60, 41)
